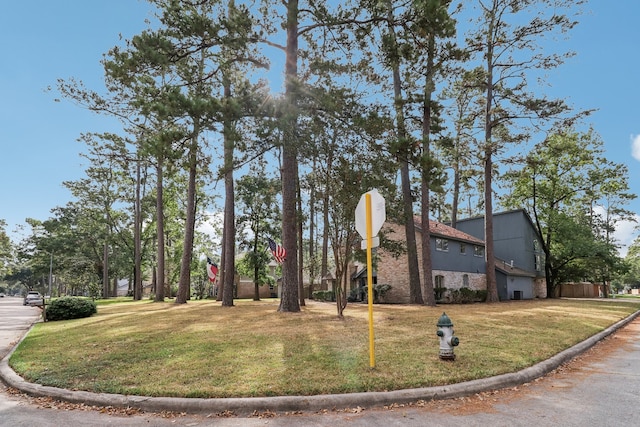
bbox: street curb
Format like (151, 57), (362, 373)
(2, 309), (639, 416)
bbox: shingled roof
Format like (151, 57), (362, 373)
(414, 217), (485, 245)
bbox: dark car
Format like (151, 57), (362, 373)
(24, 291), (43, 306)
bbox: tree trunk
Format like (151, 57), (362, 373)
(388, 2), (422, 304)
(155, 158), (165, 302)
(451, 133), (461, 228)
(253, 232), (260, 301)
(483, 148), (498, 302)
(483, 10), (498, 303)
(254, 264), (261, 301)
(297, 177), (305, 306)
(308, 166), (316, 297)
(278, 0), (300, 313)
(222, 77), (236, 307)
(321, 151), (332, 290)
(421, 35), (436, 307)
(176, 131), (198, 304)
(102, 240), (109, 299)
(545, 248), (555, 297)
(133, 155), (143, 300)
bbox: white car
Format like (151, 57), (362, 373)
(24, 291), (43, 306)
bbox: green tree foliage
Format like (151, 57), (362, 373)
(22, 0), (634, 312)
(235, 161), (281, 301)
(107, 0), (261, 304)
(0, 220), (12, 279)
(621, 237), (640, 289)
(465, 0), (583, 301)
(502, 130), (634, 297)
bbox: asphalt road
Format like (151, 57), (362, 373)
(1, 296), (639, 426)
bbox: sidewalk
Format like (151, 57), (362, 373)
(2, 298), (639, 417)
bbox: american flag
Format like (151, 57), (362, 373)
(268, 237), (286, 264)
(207, 257), (218, 283)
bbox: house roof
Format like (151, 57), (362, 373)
(414, 217), (485, 245)
(494, 258), (536, 277)
(352, 267), (376, 279)
(454, 208), (529, 223)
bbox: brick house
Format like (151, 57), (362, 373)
(360, 209), (547, 303)
(371, 219), (488, 304)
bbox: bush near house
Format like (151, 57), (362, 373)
(46, 297), (97, 321)
(312, 290), (335, 302)
(434, 287), (447, 301)
(314, 285), (392, 303)
(372, 284), (392, 303)
(448, 288), (487, 304)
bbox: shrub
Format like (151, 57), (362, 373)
(434, 287), (447, 301)
(347, 286), (364, 303)
(446, 288), (487, 304)
(475, 289), (488, 302)
(373, 284), (392, 303)
(311, 290), (335, 302)
(46, 297), (97, 321)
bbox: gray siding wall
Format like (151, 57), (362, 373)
(456, 210), (544, 277)
(431, 237), (486, 274)
(497, 271), (535, 300)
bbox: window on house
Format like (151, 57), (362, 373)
(436, 238), (449, 252)
(474, 246), (484, 257)
(533, 239), (540, 251)
(535, 254), (542, 271)
(462, 274), (469, 288)
(435, 275), (445, 288)
(460, 244), (466, 255)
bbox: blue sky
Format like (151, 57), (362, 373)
(1, 1), (639, 254)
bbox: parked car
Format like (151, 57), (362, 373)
(24, 291), (43, 306)
(0, 293), (5, 297)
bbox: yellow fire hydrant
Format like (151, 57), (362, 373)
(436, 312), (459, 360)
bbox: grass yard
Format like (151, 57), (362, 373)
(10, 298), (640, 398)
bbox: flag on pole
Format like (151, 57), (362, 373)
(267, 237), (286, 264)
(207, 257), (218, 283)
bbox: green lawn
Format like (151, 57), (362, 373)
(10, 298), (640, 398)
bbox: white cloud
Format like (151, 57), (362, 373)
(632, 134), (640, 161)
(592, 206), (638, 257)
(613, 217), (639, 258)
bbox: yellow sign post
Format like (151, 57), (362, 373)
(365, 193), (375, 368)
(355, 189), (385, 369)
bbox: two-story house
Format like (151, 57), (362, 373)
(454, 209), (547, 300)
(370, 219), (488, 304)
(356, 209), (546, 303)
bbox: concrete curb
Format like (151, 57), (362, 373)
(2, 310), (639, 416)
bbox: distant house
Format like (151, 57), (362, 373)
(236, 275), (278, 299)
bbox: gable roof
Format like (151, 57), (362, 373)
(414, 217), (485, 245)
